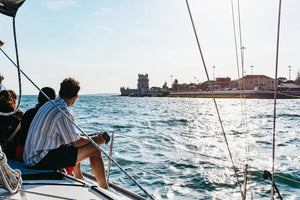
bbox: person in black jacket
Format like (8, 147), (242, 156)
(17, 87), (56, 161)
(0, 90), (23, 160)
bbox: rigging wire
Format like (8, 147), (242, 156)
(272, 0), (282, 199)
(184, 0), (243, 197)
(230, 0), (241, 81)
(230, 0), (253, 199)
(230, 0), (249, 161)
(0, 17), (22, 117)
(0, 49), (155, 200)
(236, 0), (250, 163)
(236, 0), (250, 157)
(234, 0), (250, 164)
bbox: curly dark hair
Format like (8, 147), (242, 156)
(0, 90), (14, 112)
(59, 77), (80, 99)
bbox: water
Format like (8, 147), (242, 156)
(20, 95), (300, 200)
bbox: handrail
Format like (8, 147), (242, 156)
(106, 132), (114, 183)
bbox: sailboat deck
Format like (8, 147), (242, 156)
(0, 161), (145, 200)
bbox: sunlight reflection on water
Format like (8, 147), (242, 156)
(20, 95), (300, 200)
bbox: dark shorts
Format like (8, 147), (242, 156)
(32, 145), (78, 170)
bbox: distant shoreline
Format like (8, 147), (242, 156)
(136, 90), (300, 99)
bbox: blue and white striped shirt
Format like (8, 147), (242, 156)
(24, 97), (81, 167)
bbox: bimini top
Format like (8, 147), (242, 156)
(0, 0), (25, 17)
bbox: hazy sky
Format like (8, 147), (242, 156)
(0, 0), (299, 94)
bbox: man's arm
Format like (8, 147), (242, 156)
(71, 133), (106, 147)
(71, 136), (90, 147)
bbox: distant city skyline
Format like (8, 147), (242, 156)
(123, 72), (298, 90)
(0, 0), (299, 94)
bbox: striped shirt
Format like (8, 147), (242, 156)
(24, 97), (80, 167)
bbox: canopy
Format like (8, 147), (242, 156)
(0, 0), (25, 17)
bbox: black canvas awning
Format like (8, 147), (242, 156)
(0, 0), (25, 17)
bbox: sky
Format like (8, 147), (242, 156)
(0, 0), (299, 95)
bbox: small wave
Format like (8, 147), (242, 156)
(156, 119), (189, 126)
(256, 140), (272, 145)
(277, 113), (300, 118)
(168, 160), (199, 170)
(114, 157), (147, 166)
(111, 124), (134, 129)
(184, 175), (211, 190)
(229, 130), (244, 136)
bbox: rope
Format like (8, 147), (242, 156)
(0, 147), (22, 194)
(0, 49), (154, 200)
(0, 17), (22, 117)
(272, 0), (282, 199)
(184, 0), (243, 196)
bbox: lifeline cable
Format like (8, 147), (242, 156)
(184, 0), (244, 198)
(0, 48), (155, 200)
(0, 17), (22, 117)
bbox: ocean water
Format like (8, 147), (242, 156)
(20, 95), (300, 200)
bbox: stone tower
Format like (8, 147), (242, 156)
(137, 74), (149, 91)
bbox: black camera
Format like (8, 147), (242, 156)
(102, 132), (110, 144)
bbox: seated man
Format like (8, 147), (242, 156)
(24, 77), (108, 189)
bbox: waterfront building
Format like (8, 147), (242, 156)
(279, 82), (300, 94)
(137, 74), (149, 91)
(215, 77), (238, 89)
(237, 75), (275, 90)
(120, 73), (150, 96)
(120, 87), (139, 96)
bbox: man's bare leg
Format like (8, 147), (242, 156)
(74, 162), (83, 179)
(76, 143), (108, 189)
(90, 153), (108, 189)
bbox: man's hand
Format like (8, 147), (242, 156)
(91, 132), (107, 145)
